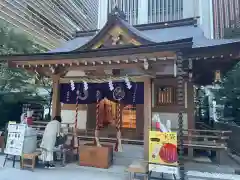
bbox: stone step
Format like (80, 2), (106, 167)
(113, 144), (144, 159)
(113, 156), (144, 166)
(113, 151), (143, 158)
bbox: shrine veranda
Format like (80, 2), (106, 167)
(2, 8), (240, 165)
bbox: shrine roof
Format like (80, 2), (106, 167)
(49, 17), (240, 53)
(2, 7), (240, 75)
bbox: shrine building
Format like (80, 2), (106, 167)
(3, 7), (240, 161)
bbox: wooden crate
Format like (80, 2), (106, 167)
(79, 143), (113, 169)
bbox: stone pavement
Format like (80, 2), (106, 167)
(0, 165), (126, 180)
(0, 155), (240, 180)
(0, 164), (240, 180)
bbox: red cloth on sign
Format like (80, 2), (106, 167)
(159, 143), (178, 163)
(26, 117), (33, 126)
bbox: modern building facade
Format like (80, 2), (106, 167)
(98, 0), (240, 40)
(198, 0), (240, 39)
(98, 0), (199, 29)
(212, 0), (240, 38)
(0, 0), (98, 49)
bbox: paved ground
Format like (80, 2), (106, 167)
(0, 155), (240, 180)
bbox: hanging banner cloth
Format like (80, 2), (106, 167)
(60, 82), (144, 104)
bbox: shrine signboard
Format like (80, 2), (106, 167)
(148, 131), (179, 174)
(4, 123), (26, 156)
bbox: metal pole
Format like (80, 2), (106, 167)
(176, 52), (186, 180)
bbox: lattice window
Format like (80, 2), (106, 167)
(157, 87), (176, 105)
(99, 99), (137, 129)
(122, 105), (136, 129)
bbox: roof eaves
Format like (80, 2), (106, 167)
(3, 38), (193, 62)
(183, 40), (240, 58)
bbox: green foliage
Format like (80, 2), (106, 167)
(0, 92), (47, 127)
(0, 21), (47, 93)
(214, 63), (240, 124)
(214, 27), (240, 124)
(0, 20), (48, 127)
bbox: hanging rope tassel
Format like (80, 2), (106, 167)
(115, 102), (122, 152)
(94, 92), (101, 147)
(74, 91), (79, 149)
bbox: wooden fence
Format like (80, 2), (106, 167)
(32, 121), (230, 149)
(214, 122), (240, 155)
(31, 121), (232, 163)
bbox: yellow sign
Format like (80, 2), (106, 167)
(149, 131), (178, 166)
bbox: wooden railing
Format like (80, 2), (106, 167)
(196, 121), (213, 130)
(31, 121), (74, 135)
(214, 122), (240, 155)
(32, 120), (231, 163)
(31, 121), (231, 149)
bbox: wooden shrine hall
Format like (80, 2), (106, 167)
(3, 7), (240, 165)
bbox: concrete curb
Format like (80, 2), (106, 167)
(187, 170), (240, 180)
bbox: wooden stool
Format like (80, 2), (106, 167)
(126, 160), (148, 180)
(21, 152), (40, 171)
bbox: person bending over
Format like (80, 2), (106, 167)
(40, 116), (61, 168)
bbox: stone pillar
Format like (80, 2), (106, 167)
(51, 74), (61, 118)
(143, 78), (152, 161)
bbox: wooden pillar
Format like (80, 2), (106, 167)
(136, 104), (144, 139)
(187, 81), (195, 129)
(143, 78), (152, 161)
(51, 74), (61, 118)
(187, 81), (195, 158)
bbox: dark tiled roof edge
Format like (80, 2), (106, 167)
(74, 29), (98, 37)
(135, 17), (199, 30)
(74, 17), (199, 38)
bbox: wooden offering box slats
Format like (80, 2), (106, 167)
(79, 143), (113, 169)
